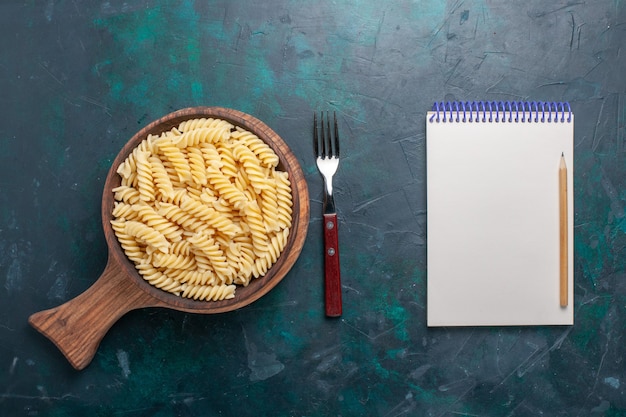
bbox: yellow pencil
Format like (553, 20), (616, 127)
(559, 153), (568, 307)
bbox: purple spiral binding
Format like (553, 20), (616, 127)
(429, 101), (572, 123)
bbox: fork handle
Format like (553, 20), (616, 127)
(323, 213), (342, 317)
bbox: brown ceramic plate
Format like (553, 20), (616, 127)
(29, 107), (309, 370)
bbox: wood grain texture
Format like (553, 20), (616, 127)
(28, 256), (167, 370)
(323, 213), (342, 317)
(29, 107), (309, 370)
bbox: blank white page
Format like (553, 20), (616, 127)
(426, 111), (574, 326)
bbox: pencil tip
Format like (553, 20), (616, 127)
(561, 152), (564, 157)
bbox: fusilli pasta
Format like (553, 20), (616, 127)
(111, 117), (293, 301)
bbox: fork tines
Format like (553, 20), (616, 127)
(314, 111), (340, 159)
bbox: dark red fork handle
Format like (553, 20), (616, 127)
(323, 213), (342, 317)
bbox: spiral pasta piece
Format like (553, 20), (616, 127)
(158, 140), (192, 183)
(193, 252), (213, 272)
(113, 185), (141, 204)
(260, 185), (280, 232)
(133, 204), (183, 242)
(112, 202), (140, 221)
(206, 165), (247, 209)
(232, 127), (279, 168)
(187, 232), (234, 284)
(150, 155), (174, 198)
(233, 142), (269, 193)
(180, 283), (236, 301)
(170, 240), (192, 256)
(152, 252), (196, 269)
(117, 136), (153, 182)
(242, 201), (269, 256)
(135, 151), (156, 202)
(274, 171), (293, 229)
(200, 143), (222, 170)
(165, 268), (215, 286)
(157, 202), (210, 233)
(124, 220), (170, 253)
(160, 188), (188, 206)
(180, 197), (240, 237)
(172, 125), (231, 149)
(135, 263), (182, 295)
(251, 229), (288, 278)
(215, 141), (238, 178)
(267, 227), (290, 263)
(110, 220), (145, 263)
(116, 154), (136, 183)
(178, 117), (233, 134)
(161, 158), (185, 189)
(187, 147), (207, 186)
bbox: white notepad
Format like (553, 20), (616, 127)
(426, 102), (574, 326)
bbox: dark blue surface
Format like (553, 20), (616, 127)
(1, 1), (625, 415)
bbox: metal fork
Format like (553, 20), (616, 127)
(314, 111), (342, 317)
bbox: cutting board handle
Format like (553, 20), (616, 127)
(29, 255), (162, 370)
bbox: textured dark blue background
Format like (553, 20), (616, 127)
(1, 1), (625, 416)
